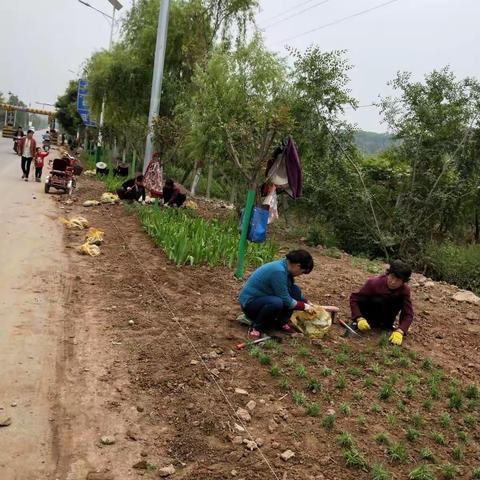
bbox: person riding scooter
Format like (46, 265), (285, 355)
(42, 131), (51, 152)
(13, 126), (24, 153)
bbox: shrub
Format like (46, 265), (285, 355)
(408, 465), (435, 480)
(441, 463), (459, 479)
(338, 432), (354, 448)
(343, 446), (369, 470)
(371, 463), (392, 480)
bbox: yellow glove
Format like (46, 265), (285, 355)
(357, 317), (371, 331)
(389, 330), (403, 346)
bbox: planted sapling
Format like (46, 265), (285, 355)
(375, 432), (390, 445)
(292, 390), (306, 406)
(432, 432), (446, 445)
(408, 465), (435, 480)
(343, 446), (369, 470)
(371, 463), (392, 480)
(306, 402), (321, 417)
(270, 363), (281, 377)
(420, 448), (435, 462)
(322, 413), (336, 430)
(307, 377), (321, 393)
(441, 464), (459, 480)
(406, 427), (421, 442)
(338, 431), (354, 448)
(340, 402), (352, 416)
(388, 442), (407, 463)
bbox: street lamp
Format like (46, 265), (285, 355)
(77, 0), (123, 162)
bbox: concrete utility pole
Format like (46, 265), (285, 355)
(143, 0), (170, 174)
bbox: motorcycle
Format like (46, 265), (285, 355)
(42, 140), (50, 152)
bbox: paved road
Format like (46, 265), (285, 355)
(0, 132), (66, 479)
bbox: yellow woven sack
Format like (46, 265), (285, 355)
(290, 305), (332, 339)
(100, 192), (119, 204)
(78, 242), (101, 257)
(83, 200), (100, 207)
(185, 200), (198, 210)
(59, 216), (89, 230)
(86, 228), (104, 245)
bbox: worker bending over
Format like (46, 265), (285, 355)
(350, 260), (413, 346)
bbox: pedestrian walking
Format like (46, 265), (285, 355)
(17, 129), (37, 182)
(34, 147), (48, 182)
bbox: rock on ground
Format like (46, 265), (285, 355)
(158, 464), (176, 477)
(281, 450), (295, 461)
(452, 290), (480, 305)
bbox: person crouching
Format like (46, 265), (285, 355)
(239, 250), (316, 339)
(117, 175), (146, 202)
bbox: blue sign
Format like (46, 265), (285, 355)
(77, 79), (97, 127)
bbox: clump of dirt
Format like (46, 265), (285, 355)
(54, 176), (480, 480)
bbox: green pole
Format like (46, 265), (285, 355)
(95, 144), (103, 164)
(234, 189), (256, 279)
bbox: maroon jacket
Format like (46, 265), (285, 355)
(350, 275), (414, 333)
(17, 136), (37, 158)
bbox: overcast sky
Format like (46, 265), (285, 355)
(1, 0), (479, 132)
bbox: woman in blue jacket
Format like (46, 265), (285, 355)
(239, 250), (315, 339)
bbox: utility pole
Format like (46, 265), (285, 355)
(143, 0), (170, 174)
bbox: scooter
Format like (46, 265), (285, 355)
(42, 140), (50, 152)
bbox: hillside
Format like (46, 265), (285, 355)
(355, 130), (397, 155)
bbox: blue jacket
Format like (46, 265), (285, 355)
(239, 259), (304, 309)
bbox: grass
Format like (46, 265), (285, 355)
(405, 384), (416, 399)
(338, 432), (354, 448)
(321, 367), (333, 377)
(441, 464), (459, 479)
(340, 402), (352, 416)
(371, 463), (392, 480)
(336, 374), (347, 390)
(473, 467), (480, 479)
(307, 378), (321, 393)
(347, 367), (362, 377)
(343, 446), (369, 470)
(306, 402), (321, 417)
(422, 357), (434, 371)
(322, 413), (336, 430)
(420, 448), (435, 462)
(292, 391), (306, 406)
(408, 465), (435, 480)
(270, 364), (281, 377)
(448, 388), (463, 411)
(297, 346), (310, 357)
(357, 415), (367, 427)
(457, 431), (468, 443)
(249, 346), (261, 358)
(432, 432), (446, 445)
(466, 384), (479, 400)
(411, 413), (425, 429)
(423, 399), (433, 412)
(336, 353), (349, 365)
(464, 414), (476, 428)
(379, 382), (394, 401)
(279, 377), (290, 391)
(295, 363), (307, 378)
(388, 442), (407, 463)
(259, 353), (272, 366)
(398, 356), (412, 368)
(371, 362), (382, 376)
(371, 404), (382, 414)
(387, 413), (398, 427)
(324, 247), (342, 259)
(440, 412), (452, 428)
(364, 376), (374, 388)
(378, 335), (389, 348)
(452, 445), (464, 461)
(353, 391), (364, 401)
(375, 432), (390, 445)
(406, 427), (421, 443)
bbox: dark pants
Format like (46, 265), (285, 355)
(356, 296), (402, 330)
(35, 167), (43, 179)
(21, 156), (33, 178)
(242, 285), (302, 332)
(117, 187), (139, 201)
(166, 193), (187, 207)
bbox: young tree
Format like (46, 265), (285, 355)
(55, 80), (84, 136)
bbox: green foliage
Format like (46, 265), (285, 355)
(336, 374), (347, 390)
(364, 376), (374, 388)
(387, 413), (398, 426)
(55, 80), (84, 135)
(420, 448), (435, 462)
(338, 432), (354, 448)
(321, 367), (333, 377)
(323, 247), (342, 259)
(458, 431), (468, 443)
(135, 205), (277, 268)
(375, 432), (390, 445)
(406, 427), (421, 443)
(423, 399), (433, 411)
(340, 403), (352, 416)
(466, 384), (479, 400)
(411, 413), (425, 429)
(270, 364), (281, 377)
(448, 387), (464, 411)
(388, 442), (407, 463)
(371, 362), (382, 376)
(322, 413), (336, 430)
(335, 353), (348, 365)
(440, 412), (452, 428)
(259, 353), (271, 365)
(307, 378), (321, 393)
(452, 445), (464, 461)
(422, 357), (434, 371)
(353, 392), (364, 401)
(379, 382), (394, 401)
(343, 446), (369, 470)
(292, 391), (306, 406)
(297, 346), (310, 357)
(306, 402), (321, 417)
(357, 415), (367, 427)
(432, 432), (446, 445)
(441, 464), (459, 480)
(473, 467), (480, 479)
(464, 414), (476, 428)
(296, 363), (307, 378)
(279, 377), (290, 391)
(371, 404), (382, 414)
(370, 463), (392, 480)
(408, 465), (435, 480)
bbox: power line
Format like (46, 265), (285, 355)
(262, 0), (332, 30)
(279, 0), (402, 44)
(259, 0), (318, 24)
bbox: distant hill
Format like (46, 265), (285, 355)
(354, 130), (397, 155)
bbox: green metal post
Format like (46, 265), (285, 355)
(234, 189), (256, 279)
(95, 144), (103, 164)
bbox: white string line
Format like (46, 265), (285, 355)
(259, 0), (318, 25)
(105, 209), (282, 480)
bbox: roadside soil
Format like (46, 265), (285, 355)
(53, 175), (480, 480)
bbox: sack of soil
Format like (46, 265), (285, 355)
(78, 242), (101, 257)
(290, 306), (332, 339)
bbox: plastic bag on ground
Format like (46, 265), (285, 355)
(185, 200), (198, 210)
(60, 216), (89, 230)
(78, 242), (101, 257)
(101, 192), (119, 204)
(290, 305), (332, 339)
(83, 169), (97, 176)
(86, 228), (104, 245)
(83, 200), (100, 207)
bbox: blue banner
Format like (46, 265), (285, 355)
(77, 79), (96, 127)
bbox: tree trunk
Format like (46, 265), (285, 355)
(206, 161), (214, 199)
(191, 167), (202, 196)
(230, 183), (237, 204)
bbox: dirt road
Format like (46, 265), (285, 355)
(0, 134), (67, 479)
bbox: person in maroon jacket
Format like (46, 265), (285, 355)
(17, 129), (37, 181)
(350, 260), (413, 346)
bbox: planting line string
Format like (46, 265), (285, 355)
(105, 210), (282, 480)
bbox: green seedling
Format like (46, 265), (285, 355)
(441, 464), (459, 480)
(321, 367), (332, 377)
(405, 384), (416, 399)
(371, 362), (381, 376)
(357, 354), (367, 366)
(398, 356), (411, 368)
(423, 399), (433, 412)
(270, 363), (281, 377)
(448, 388), (463, 411)
(457, 431), (468, 443)
(432, 432), (446, 445)
(388, 442), (407, 463)
(296, 363), (307, 378)
(379, 382), (394, 401)
(336, 374), (347, 390)
(386, 373), (400, 385)
(306, 402), (321, 417)
(383, 357), (395, 367)
(364, 376), (374, 388)
(336, 353), (348, 365)
(347, 367), (361, 377)
(397, 400), (407, 413)
(357, 415), (367, 427)
(323, 348), (334, 358)
(473, 467), (480, 479)
(249, 346), (261, 358)
(411, 413), (425, 429)
(264, 338), (282, 352)
(389, 345), (402, 358)
(322, 413), (336, 430)
(429, 382), (440, 400)
(378, 335), (389, 348)
(467, 399), (480, 411)
(279, 377), (290, 391)
(341, 344), (352, 355)
(340, 402), (352, 416)
(353, 391), (364, 401)
(371, 463), (392, 480)
(464, 414), (476, 428)
(406, 427), (421, 443)
(407, 374), (422, 386)
(452, 445), (464, 461)
(307, 377), (321, 393)
(286, 356), (296, 367)
(292, 390), (306, 406)
(371, 404), (382, 414)
(343, 447), (369, 470)
(420, 448), (435, 462)
(408, 349), (418, 360)
(259, 353), (272, 365)
(408, 465), (435, 480)
(297, 345), (310, 357)
(338, 431), (354, 448)
(422, 357), (434, 371)
(466, 384), (479, 400)
(375, 432), (390, 445)
(387, 413), (398, 427)
(440, 412), (452, 428)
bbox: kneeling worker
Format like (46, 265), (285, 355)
(350, 260), (413, 346)
(239, 250), (316, 339)
(117, 175), (146, 202)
